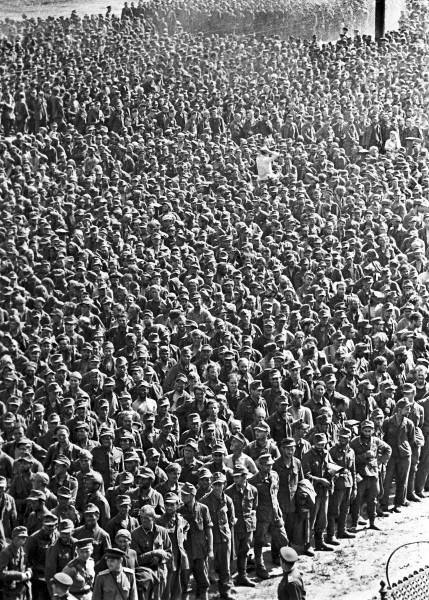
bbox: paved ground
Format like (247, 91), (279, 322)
(204, 497), (429, 600)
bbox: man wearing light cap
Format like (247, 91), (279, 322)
(91, 427), (124, 490)
(401, 383), (425, 501)
(45, 519), (76, 597)
(380, 399), (416, 513)
(301, 433), (334, 551)
(179, 482), (213, 600)
(62, 538), (95, 600)
(350, 420), (391, 532)
(131, 505), (172, 600)
(50, 572), (76, 600)
(158, 492), (190, 600)
(347, 380), (377, 423)
(249, 454), (288, 577)
(327, 428), (357, 543)
(93, 547), (137, 600)
(226, 464), (257, 587)
(277, 546), (306, 600)
(201, 472), (235, 600)
(0, 526), (31, 600)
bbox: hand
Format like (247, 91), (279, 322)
(319, 478), (331, 488)
(154, 549), (168, 559)
(365, 451), (375, 459)
(208, 550), (214, 559)
(350, 489), (357, 502)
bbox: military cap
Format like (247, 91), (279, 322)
(181, 483), (197, 496)
(116, 357), (128, 366)
(281, 437), (296, 447)
(18, 452), (33, 463)
(83, 503), (100, 514)
(137, 467), (155, 480)
(48, 413), (61, 423)
(57, 487), (73, 499)
(160, 416), (174, 427)
(212, 442), (227, 454)
(280, 546), (299, 563)
(11, 526), (28, 538)
(396, 399), (410, 410)
(358, 380), (374, 390)
(99, 426), (115, 438)
(115, 529), (132, 541)
(313, 433), (328, 444)
(52, 573), (73, 587)
(28, 490), (46, 502)
(143, 412), (156, 421)
(166, 463), (182, 473)
(403, 383), (416, 393)
(43, 514), (58, 524)
(249, 380), (263, 389)
(361, 420), (375, 430)
(75, 538), (94, 548)
(202, 421), (216, 432)
(258, 454), (274, 465)
(165, 492), (180, 504)
(118, 472), (135, 485)
(54, 456), (71, 468)
(371, 408), (384, 418)
(338, 427), (352, 437)
(59, 519), (75, 533)
(16, 437), (32, 447)
(316, 413), (331, 425)
(145, 448), (160, 459)
(198, 468), (212, 479)
(394, 346), (407, 355)
(212, 472), (227, 484)
(116, 495), (132, 506)
(232, 464), (249, 476)
(188, 413), (201, 422)
(78, 449), (93, 460)
(254, 421), (270, 432)
(184, 439), (198, 451)
(380, 380), (395, 390)
(231, 432), (247, 445)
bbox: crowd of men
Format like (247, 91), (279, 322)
(1, 0), (429, 598)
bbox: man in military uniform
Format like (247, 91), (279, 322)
(74, 505), (111, 564)
(157, 492), (189, 600)
(84, 472), (111, 529)
(301, 433), (334, 551)
(50, 573), (77, 600)
(225, 464), (257, 587)
(51, 488), (80, 527)
(129, 468), (164, 518)
(201, 472), (235, 600)
(91, 428), (124, 490)
(273, 438), (307, 551)
(130, 505), (172, 600)
(179, 482), (213, 600)
(45, 519), (76, 597)
(350, 420), (392, 532)
(105, 495), (138, 542)
(277, 547), (306, 600)
(327, 428), (357, 543)
(249, 454), (288, 578)
(93, 548), (137, 600)
(62, 538), (95, 600)
(26, 513), (59, 600)
(0, 526), (31, 600)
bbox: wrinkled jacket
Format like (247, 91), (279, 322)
(248, 470), (282, 522)
(329, 443), (356, 489)
(273, 457), (303, 513)
(350, 435), (392, 478)
(382, 415), (416, 458)
(301, 447), (333, 493)
(179, 501), (212, 559)
(225, 482), (257, 532)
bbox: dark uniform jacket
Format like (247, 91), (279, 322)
(225, 482), (257, 533)
(178, 501), (212, 560)
(0, 542), (30, 599)
(248, 470), (283, 523)
(201, 491), (235, 544)
(273, 457), (303, 513)
(157, 513), (190, 571)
